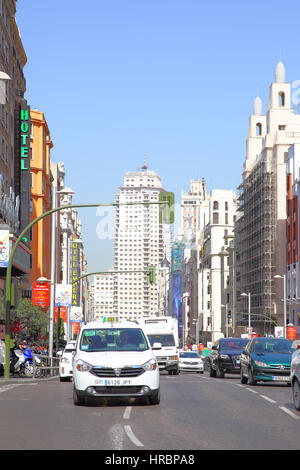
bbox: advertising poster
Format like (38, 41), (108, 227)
(70, 306), (82, 323)
(0, 230), (10, 267)
(55, 284), (72, 307)
(32, 282), (50, 307)
(172, 272), (183, 339)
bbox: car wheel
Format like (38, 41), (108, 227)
(73, 387), (85, 406)
(240, 368), (247, 384)
(292, 378), (300, 411)
(209, 363), (216, 377)
(248, 367), (257, 385)
(216, 364), (225, 378)
(149, 389), (160, 405)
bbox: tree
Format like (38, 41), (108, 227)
(14, 299), (48, 341)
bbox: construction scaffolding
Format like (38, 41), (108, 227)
(235, 159), (276, 335)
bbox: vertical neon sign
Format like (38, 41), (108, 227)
(20, 108), (29, 170)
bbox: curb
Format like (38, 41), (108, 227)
(0, 375), (59, 385)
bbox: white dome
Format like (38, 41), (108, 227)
(254, 96), (262, 115)
(275, 61), (285, 83)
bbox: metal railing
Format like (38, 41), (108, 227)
(32, 354), (60, 378)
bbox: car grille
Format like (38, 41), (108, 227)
(91, 366), (144, 378)
(269, 364), (290, 370)
(93, 386), (143, 395)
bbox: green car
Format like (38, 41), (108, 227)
(240, 337), (296, 385)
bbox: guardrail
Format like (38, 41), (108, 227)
(33, 354), (60, 378)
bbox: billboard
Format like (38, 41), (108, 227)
(172, 272), (183, 339)
(32, 282), (50, 308)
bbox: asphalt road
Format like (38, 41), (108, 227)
(0, 371), (299, 450)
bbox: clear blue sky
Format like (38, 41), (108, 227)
(16, 0), (300, 272)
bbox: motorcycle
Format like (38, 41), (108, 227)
(10, 347), (26, 376)
(23, 346), (34, 376)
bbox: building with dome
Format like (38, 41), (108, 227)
(235, 61), (300, 336)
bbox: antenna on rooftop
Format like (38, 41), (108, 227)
(142, 153), (148, 170)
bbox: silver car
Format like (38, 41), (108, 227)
(179, 351), (204, 374)
(291, 342), (300, 410)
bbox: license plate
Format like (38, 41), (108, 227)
(272, 376), (290, 381)
(95, 379), (132, 386)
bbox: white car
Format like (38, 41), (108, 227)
(72, 321), (160, 406)
(59, 341), (76, 382)
(179, 351), (204, 374)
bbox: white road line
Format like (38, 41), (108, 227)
(124, 425), (144, 447)
(260, 395), (276, 403)
(123, 406), (132, 420)
(246, 387), (258, 394)
(279, 406), (300, 420)
(0, 384), (22, 394)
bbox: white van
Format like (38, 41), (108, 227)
(72, 321), (160, 406)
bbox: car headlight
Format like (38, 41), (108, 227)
(254, 360), (268, 368)
(75, 359), (92, 372)
(220, 354), (229, 359)
(169, 355), (178, 360)
(143, 358), (157, 371)
(60, 357), (70, 364)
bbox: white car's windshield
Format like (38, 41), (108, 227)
(148, 334), (175, 347)
(80, 328), (149, 352)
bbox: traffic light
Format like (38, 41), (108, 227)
(147, 266), (156, 284)
(159, 191), (175, 224)
(227, 310), (232, 321)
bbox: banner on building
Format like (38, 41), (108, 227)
(32, 282), (50, 308)
(70, 306), (82, 323)
(55, 284), (72, 307)
(0, 230), (10, 267)
(71, 241), (81, 307)
(54, 306), (67, 323)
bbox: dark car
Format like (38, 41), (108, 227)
(240, 337), (295, 386)
(208, 338), (249, 378)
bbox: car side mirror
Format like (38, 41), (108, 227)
(152, 342), (162, 350)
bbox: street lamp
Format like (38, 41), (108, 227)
(241, 293), (251, 338)
(220, 304), (229, 338)
(274, 274), (287, 338)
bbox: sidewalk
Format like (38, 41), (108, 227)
(0, 375), (59, 385)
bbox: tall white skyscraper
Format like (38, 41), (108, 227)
(113, 161), (171, 320)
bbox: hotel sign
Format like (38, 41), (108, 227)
(20, 108), (30, 170)
(71, 241), (81, 307)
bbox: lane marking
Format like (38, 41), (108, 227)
(0, 384), (22, 394)
(279, 406), (300, 420)
(123, 406), (132, 420)
(246, 387), (258, 394)
(260, 395), (276, 404)
(108, 423), (125, 450)
(124, 425), (144, 447)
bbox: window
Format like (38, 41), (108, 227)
(256, 123), (262, 136)
(279, 92), (285, 107)
(213, 201), (219, 210)
(213, 212), (219, 224)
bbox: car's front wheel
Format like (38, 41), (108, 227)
(248, 367), (257, 385)
(292, 378), (300, 410)
(209, 362), (216, 377)
(73, 387), (85, 406)
(149, 389), (160, 405)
